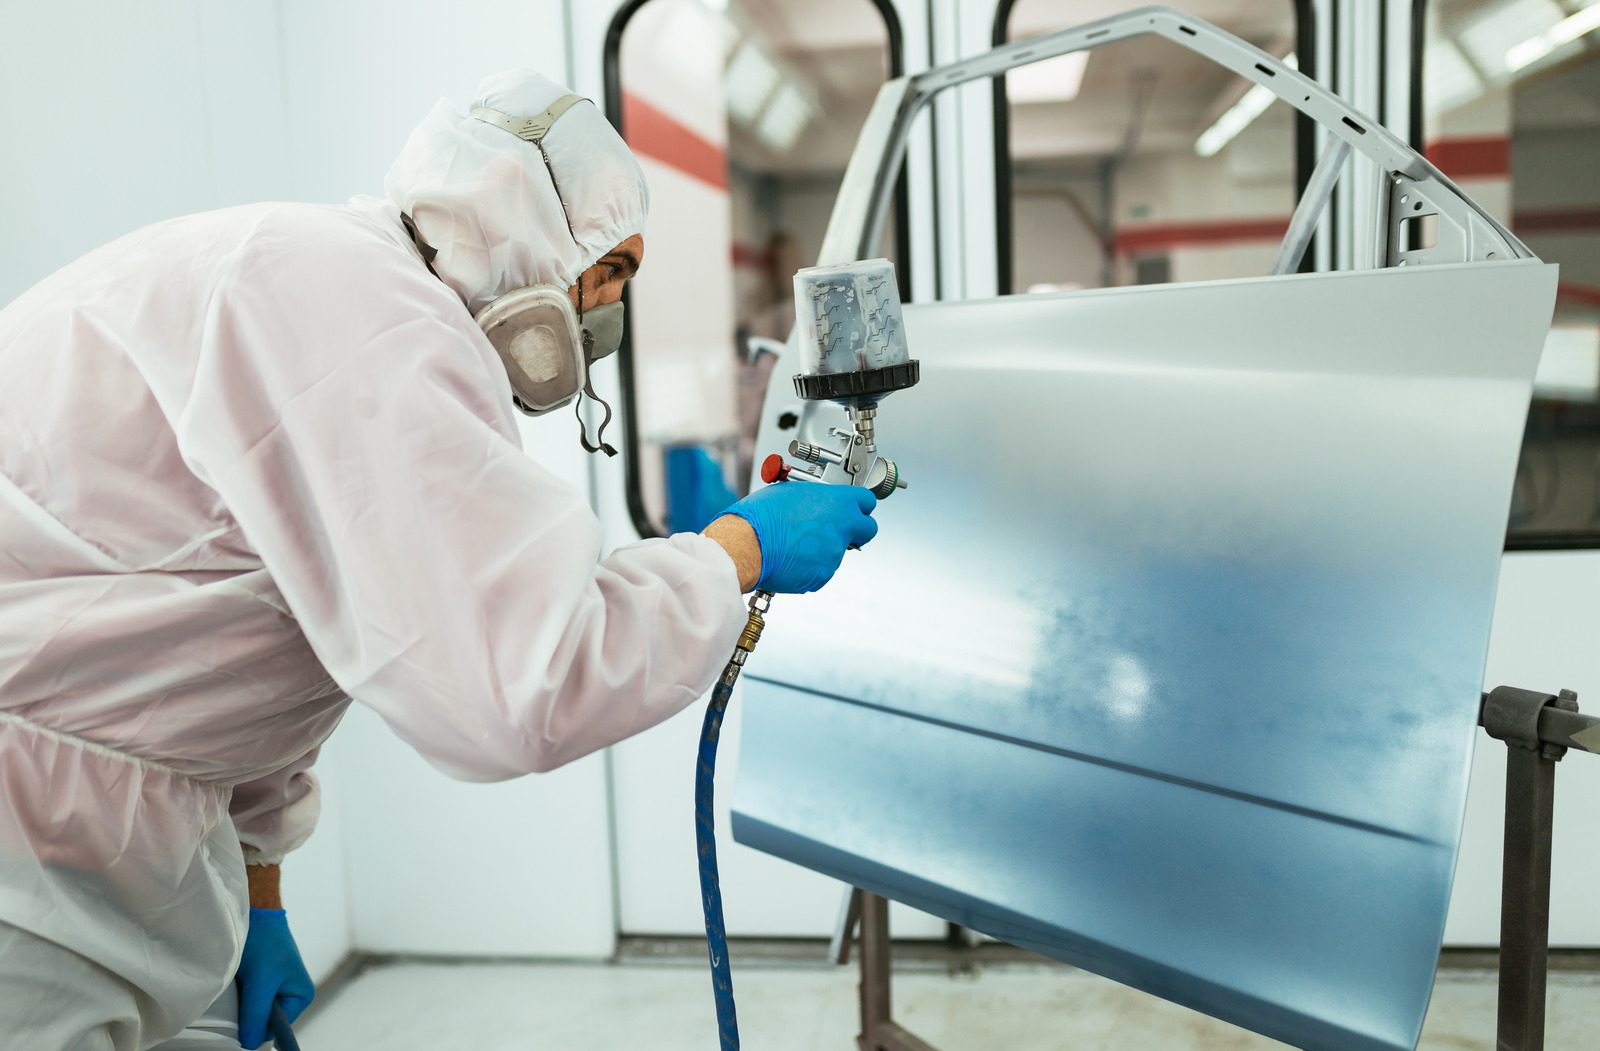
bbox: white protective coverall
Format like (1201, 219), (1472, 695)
(0, 70), (748, 1049)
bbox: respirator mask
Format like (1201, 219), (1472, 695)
(473, 282), (623, 456)
(402, 92), (624, 456)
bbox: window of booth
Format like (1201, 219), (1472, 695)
(994, 0), (1312, 296)
(607, 0), (906, 538)
(1423, 0), (1600, 547)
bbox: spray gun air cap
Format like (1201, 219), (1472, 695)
(792, 258), (919, 408)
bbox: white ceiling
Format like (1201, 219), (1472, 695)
(721, 0), (1298, 175)
(1009, 0), (1291, 40)
(685, 0), (1598, 176)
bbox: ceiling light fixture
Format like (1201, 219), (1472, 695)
(1195, 52), (1297, 158)
(755, 84), (813, 153)
(724, 42), (781, 126)
(1006, 51), (1091, 104)
(1506, 1), (1600, 72)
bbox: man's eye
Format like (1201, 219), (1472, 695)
(604, 264), (620, 280)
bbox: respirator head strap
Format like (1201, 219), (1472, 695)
(574, 368), (618, 458)
(468, 96), (588, 253)
(469, 95), (587, 144)
(399, 212), (441, 278)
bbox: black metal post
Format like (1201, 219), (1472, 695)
(1496, 736), (1557, 1051)
(857, 890), (891, 1050)
(833, 886), (863, 966)
(856, 890), (941, 1051)
(1478, 686), (1595, 1051)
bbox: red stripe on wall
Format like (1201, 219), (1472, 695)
(1559, 283), (1600, 309)
(621, 91), (728, 192)
(1105, 204), (1599, 256)
(1515, 209), (1600, 233)
(1426, 136), (1511, 179)
(1114, 217), (1290, 255)
(731, 242), (774, 271)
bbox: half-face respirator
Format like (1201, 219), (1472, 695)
(473, 284), (623, 424)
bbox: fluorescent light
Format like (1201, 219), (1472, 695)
(1006, 52), (1090, 104)
(724, 42), (780, 126)
(1459, 0), (1564, 75)
(755, 84), (812, 153)
(1195, 84), (1274, 156)
(700, 0), (728, 10)
(1195, 54), (1296, 158)
(1506, 1), (1600, 72)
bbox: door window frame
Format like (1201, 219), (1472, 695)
(989, 0), (1321, 295)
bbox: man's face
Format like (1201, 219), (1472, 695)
(568, 233), (644, 313)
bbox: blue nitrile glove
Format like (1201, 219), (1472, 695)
(723, 482), (879, 593)
(236, 908), (314, 1050)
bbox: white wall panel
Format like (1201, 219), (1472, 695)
(2, 1), (216, 301)
(274, 0), (571, 207)
(194, 2), (293, 208)
(337, 706), (617, 957)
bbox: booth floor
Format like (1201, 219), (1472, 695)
(297, 954), (1600, 1050)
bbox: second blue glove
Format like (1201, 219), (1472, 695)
(235, 908), (315, 1050)
(721, 482), (879, 594)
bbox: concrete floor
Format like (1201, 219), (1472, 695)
(297, 954), (1600, 1050)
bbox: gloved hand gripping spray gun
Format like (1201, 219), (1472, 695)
(695, 258), (920, 1050)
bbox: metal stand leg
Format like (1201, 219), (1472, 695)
(1479, 686), (1598, 1051)
(855, 891), (940, 1051)
(832, 886), (863, 965)
(1497, 737), (1556, 1051)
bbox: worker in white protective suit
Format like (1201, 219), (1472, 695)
(0, 69), (880, 1051)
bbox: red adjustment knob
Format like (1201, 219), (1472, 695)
(760, 454), (792, 484)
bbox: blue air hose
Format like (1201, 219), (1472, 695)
(696, 591), (769, 1050)
(268, 1003), (302, 1051)
(696, 674), (740, 1050)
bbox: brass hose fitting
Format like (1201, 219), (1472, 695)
(737, 608), (766, 654)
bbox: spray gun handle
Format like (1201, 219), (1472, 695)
(759, 453), (862, 551)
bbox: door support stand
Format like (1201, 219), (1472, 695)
(836, 888), (940, 1051)
(1479, 685), (1599, 1051)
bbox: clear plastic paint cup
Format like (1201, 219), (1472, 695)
(792, 258), (908, 378)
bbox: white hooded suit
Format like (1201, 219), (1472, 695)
(0, 70), (746, 1048)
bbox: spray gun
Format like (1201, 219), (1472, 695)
(775, 258), (919, 497)
(694, 258), (920, 1051)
